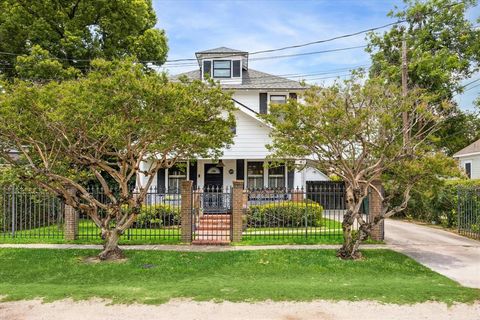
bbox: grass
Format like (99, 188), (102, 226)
(0, 218), (348, 245)
(0, 248), (478, 305)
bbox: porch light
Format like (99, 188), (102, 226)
(216, 159), (225, 168)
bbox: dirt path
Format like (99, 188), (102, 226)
(1, 299), (479, 320)
(384, 219), (480, 288)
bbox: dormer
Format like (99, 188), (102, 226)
(195, 47), (248, 85)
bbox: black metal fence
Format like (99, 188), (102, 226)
(0, 186), (182, 242)
(0, 187), (64, 239)
(458, 186), (480, 239)
(243, 185), (360, 241)
(1, 182), (367, 243)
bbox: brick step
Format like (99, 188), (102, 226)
(192, 239), (230, 245)
(196, 226), (230, 231)
(196, 231), (231, 236)
(200, 214), (231, 219)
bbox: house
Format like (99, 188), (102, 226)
(137, 47), (328, 192)
(453, 138), (480, 179)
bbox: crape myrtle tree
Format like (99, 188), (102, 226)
(263, 76), (455, 259)
(0, 59), (236, 260)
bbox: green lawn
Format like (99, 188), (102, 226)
(0, 248), (478, 305)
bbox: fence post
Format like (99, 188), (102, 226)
(180, 180), (193, 243)
(368, 180), (384, 241)
(231, 180), (244, 242)
(64, 200), (78, 241)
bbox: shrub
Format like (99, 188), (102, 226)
(135, 204), (180, 228)
(399, 179), (480, 228)
(246, 201), (323, 228)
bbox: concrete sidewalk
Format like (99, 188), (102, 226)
(385, 219), (480, 288)
(0, 243), (386, 251)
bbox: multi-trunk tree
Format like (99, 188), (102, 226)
(263, 77), (455, 259)
(0, 59), (236, 260)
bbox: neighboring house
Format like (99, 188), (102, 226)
(138, 47), (328, 192)
(453, 138), (480, 179)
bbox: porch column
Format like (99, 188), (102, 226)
(64, 202), (78, 241)
(180, 180), (193, 243)
(231, 180), (244, 242)
(368, 180), (384, 241)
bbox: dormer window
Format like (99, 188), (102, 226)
(213, 60), (231, 78)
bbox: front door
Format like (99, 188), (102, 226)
(203, 164), (228, 213)
(204, 163), (223, 189)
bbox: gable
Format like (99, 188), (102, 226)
(221, 110), (272, 159)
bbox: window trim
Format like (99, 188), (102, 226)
(213, 60), (232, 78)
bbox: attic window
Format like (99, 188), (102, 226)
(213, 60), (231, 78)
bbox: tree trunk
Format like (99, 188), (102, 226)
(337, 211), (363, 260)
(98, 229), (124, 260)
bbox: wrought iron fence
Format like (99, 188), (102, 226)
(0, 186), (182, 242)
(0, 187), (64, 239)
(458, 186), (480, 239)
(243, 185), (362, 240)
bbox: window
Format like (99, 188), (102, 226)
(232, 60), (241, 77)
(270, 95), (287, 105)
(268, 164), (285, 189)
(247, 161), (264, 189)
(465, 162), (472, 179)
(168, 163), (187, 191)
(213, 60), (231, 78)
(203, 60), (211, 79)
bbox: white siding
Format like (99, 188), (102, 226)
(222, 109), (272, 159)
(233, 91), (260, 113)
(458, 154), (480, 179)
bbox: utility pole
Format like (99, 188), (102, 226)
(401, 33), (409, 147)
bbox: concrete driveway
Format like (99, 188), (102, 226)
(385, 219), (480, 288)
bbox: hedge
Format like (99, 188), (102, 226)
(246, 201), (324, 228)
(135, 204), (180, 228)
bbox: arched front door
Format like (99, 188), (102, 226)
(204, 164), (223, 189)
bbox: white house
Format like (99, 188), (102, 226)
(453, 138), (480, 179)
(138, 47), (328, 191)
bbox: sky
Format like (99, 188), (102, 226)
(152, 0), (480, 111)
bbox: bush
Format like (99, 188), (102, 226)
(246, 201), (324, 228)
(399, 179), (480, 228)
(135, 204), (180, 228)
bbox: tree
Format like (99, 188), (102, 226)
(263, 76), (455, 259)
(367, 0), (480, 152)
(0, 59), (236, 260)
(0, 0), (167, 79)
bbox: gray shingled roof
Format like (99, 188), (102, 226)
(196, 47), (247, 54)
(170, 68), (307, 90)
(454, 138), (480, 157)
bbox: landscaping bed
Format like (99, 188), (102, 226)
(0, 248), (478, 304)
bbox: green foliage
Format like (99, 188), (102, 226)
(400, 179), (480, 227)
(135, 204), (180, 227)
(367, 0), (480, 154)
(246, 201), (324, 227)
(0, 0), (168, 79)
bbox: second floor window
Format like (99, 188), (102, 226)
(213, 60), (231, 78)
